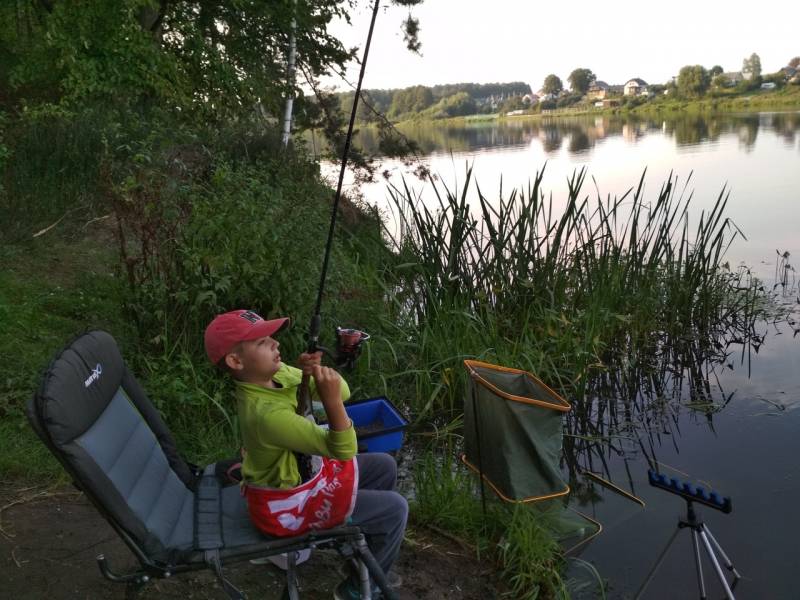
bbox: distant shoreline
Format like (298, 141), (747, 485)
(393, 88), (800, 126)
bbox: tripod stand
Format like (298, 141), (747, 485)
(635, 473), (741, 600)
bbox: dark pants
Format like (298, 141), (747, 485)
(351, 453), (408, 574)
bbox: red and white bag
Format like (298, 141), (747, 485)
(243, 457), (358, 537)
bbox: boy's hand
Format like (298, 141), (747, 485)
(298, 351), (322, 376)
(311, 364), (342, 404)
(312, 365), (350, 431)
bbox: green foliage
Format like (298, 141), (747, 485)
(567, 68), (594, 94)
(412, 450), (568, 599)
(7, 0), (185, 109)
(428, 91), (477, 118)
(389, 85), (434, 118)
(0, 111), (8, 193)
(543, 74), (563, 96)
(677, 65), (710, 97)
(556, 93), (582, 108)
(711, 73), (728, 89)
(384, 166), (767, 415)
(0, 108), (116, 241)
(115, 143), (328, 353)
(742, 52), (762, 81)
(1, 0), (353, 120)
(344, 82), (532, 122)
(0, 236), (131, 478)
(499, 95), (526, 113)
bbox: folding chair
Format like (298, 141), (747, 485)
(27, 330), (396, 600)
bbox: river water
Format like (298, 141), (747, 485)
(331, 112), (800, 598)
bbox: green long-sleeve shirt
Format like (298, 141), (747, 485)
(235, 364), (356, 488)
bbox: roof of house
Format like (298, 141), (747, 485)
(723, 71), (743, 80)
(625, 78), (648, 87)
(589, 80), (609, 90)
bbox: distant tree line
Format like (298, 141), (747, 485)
(340, 81), (532, 122)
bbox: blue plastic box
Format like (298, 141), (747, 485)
(345, 396), (408, 453)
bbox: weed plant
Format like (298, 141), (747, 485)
(0, 109), (109, 241)
(382, 165), (765, 416)
(379, 165), (768, 596)
(412, 448), (595, 599)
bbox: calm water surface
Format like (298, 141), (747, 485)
(332, 112), (800, 598)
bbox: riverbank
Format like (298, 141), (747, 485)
(393, 86), (800, 126)
(0, 477), (498, 599)
(0, 108), (572, 598)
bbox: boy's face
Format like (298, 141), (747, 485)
(226, 335), (282, 383)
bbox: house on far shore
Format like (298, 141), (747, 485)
(722, 72), (744, 87)
(587, 80), (610, 100)
(535, 90), (557, 102)
(624, 78), (648, 96)
(779, 66), (797, 81)
(522, 93), (539, 105)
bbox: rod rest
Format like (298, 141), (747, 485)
(647, 470), (732, 513)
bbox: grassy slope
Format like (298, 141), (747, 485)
(0, 227), (131, 478)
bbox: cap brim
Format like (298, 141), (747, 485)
(239, 317), (290, 342)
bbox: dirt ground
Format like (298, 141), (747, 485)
(0, 480), (499, 600)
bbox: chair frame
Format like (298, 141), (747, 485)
(27, 330), (396, 600)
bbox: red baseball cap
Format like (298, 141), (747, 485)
(204, 310), (290, 365)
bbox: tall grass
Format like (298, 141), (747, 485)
(382, 165), (764, 416)
(0, 110), (109, 241)
(412, 449), (570, 599)
(374, 165), (768, 596)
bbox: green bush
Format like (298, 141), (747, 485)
(0, 109), (108, 240)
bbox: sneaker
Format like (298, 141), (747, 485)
(333, 578), (366, 600)
(383, 571), (403, 588)
(337, 560), (402, 589)
(332, 571), (402, 600)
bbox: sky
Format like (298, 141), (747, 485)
(326, 0), (798, 92)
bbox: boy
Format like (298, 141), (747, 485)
(204, 309), (407, 599)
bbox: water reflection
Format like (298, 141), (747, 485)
(562, 264), (800, 598)
(350, 111), (800, 157)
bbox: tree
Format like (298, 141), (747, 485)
(709, 65), (723, 77)
(789, 57), (800, 69)
(677, 65), (710, 97)
(711, 74), (728, 89)
(567, 68), (594, 94)
(435, 92), (476, 117)
(1, 0), (428, 120)
(542, 74), (563, 95)
(742, 53), (762, 80)
(498, 95), (525, 114)
(388, 85), (433, 118)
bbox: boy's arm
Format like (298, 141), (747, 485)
(312, 365), (350, 431)
(256, 404), (356, 459)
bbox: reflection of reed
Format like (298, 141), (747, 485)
(562, 283), (768, 505)
(334, 112), (797, 158)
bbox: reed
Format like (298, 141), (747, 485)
(381, 165), (766, 417)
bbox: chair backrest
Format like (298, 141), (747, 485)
(27, 331), (198, 562)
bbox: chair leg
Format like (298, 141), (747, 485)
(282, 551), (300, 600)
(352, 534), (399, 600)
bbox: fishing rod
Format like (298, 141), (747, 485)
(295, 0), (381, 473)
